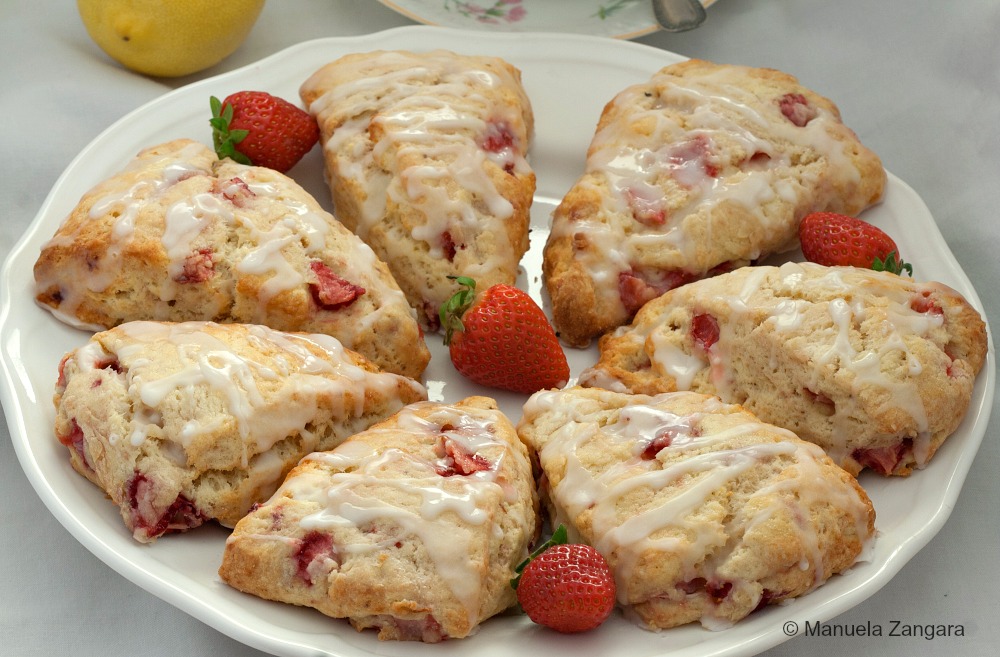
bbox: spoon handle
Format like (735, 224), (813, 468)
(652, 0), (707, 32)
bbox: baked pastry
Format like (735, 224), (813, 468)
(53, 320), (427, 543)
(543, 59), (887, 346)
(219, 396), (538, 642)
(580, 262), (988, 476)
(33, 138), (429, 378)
(300, 50), (535, 329)
(517, 386), (876, 630)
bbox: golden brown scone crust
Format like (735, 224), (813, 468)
(581, 262), (988, 476)
(33, 138), (429, 378)
(300, 50), (535, 329)
(219, 396), (539, 642)
(53, 320), (427, 542)
(518, 386), (875, 630)
(544, 59), (887, 346)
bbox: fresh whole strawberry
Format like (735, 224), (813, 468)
(512, 525), (616, 633)
(799, 211), (913, 275)
(210, 91), (319, 173)
(440, 276), (569, 394)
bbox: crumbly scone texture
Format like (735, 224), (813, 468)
(53, 320), (427, 543)
(517, 386), (876, 630)
(33, 138), (429, 379)
(543, 59), (887, 346)
(581, 262), (988, 476)
(300, 50), (535, 330)
(219, 396), (539, 642)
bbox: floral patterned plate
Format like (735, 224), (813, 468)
(377, 0), (716, 39)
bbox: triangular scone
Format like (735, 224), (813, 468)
(220, 396), (539, 642)
(300, 50), (535, 329)
(53, 321), (427, 543)
(33, 138), (429, 378)
(518, 386), (875, 630)
(543, 59), (887, 346)
(581, 262), (988, 476)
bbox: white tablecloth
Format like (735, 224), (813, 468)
(2, 1), (998, 655)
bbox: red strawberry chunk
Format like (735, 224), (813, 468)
(691, 313), (720, 350)
(619, 269), (698, 315)
(851, 438), (913, 476)
(57, 418), (91, 472)
(778, 93), (818, 127)
(482, 120), (518, 173)
(126, 472), (205, 540)
(386, 615), (446, 643)
(619, 271), (661, 315)
(641, 429), (676, 459)
(910, 291), (943, 315)
(753, 588), (785, 612)
(436, 437), (492, 477)
(309, 261), (365, 310)
(706, 580), (733, 602)
(93, 357), (121, 372)
(678, 577), (732, 603)
(625, 186), (667, 226)
(441, 230), (459, 262)
(666, 134), (720, 181)
(294, 531), (339, 585)
(214, 177), (256, 207)
(482, 120), (516, 153)
(56, 353), (71, 389)
(176, 248), (215, 284)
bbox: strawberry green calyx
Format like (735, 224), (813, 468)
(511, 524), (569, 589)
(440, 276), (478, 345)
(873, 250), (913, 277)
(209, 96), (251, 165)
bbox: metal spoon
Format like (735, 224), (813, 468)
(651, 0), (707, 32)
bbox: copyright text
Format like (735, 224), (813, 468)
(783, 620), (966, 640)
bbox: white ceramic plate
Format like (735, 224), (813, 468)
(377, 0), (716, 39)
(0, 26), (993, 657)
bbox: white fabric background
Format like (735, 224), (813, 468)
(1, 1), (997, 655)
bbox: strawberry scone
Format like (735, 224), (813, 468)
(580, 262), (988, 476)
(53, 321), (427, 542)
(518, 386), (875, 630)
(219, 396), (539, 642)
(299, 50), (535, 329)
(543, 59), (887, 346)
(33, 138), (429, 378)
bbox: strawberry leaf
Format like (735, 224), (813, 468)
(511, 523), (569, 589)
(440, 276), (478, 345)
(873, 250), (913, 277)
(209, 95), (251, 165)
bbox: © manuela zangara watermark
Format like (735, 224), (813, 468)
(782, 619), (967, 640)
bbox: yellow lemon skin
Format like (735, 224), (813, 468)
(77, 0), (266, 78)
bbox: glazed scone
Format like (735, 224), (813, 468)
(300, 50), (535, 329)
(33, 138), (429, 378)
(53, 321), (427, 543)
(518, 386), (875, 630)
(580, 262), (988, 476)
(219, 396), (539, 642)
(543, 59), (887, 346)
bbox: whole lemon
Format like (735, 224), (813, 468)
(77, 0), (266, 78)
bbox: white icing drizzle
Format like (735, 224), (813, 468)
(305, 51), (532, 303)
(552, 64), (869, 310)
(35, 140), (419, 350)
(275, 402), (524, 627)
(79, 321), (424, 469)
(522, 389), (874, 628)
(606, 262), (945, 466)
